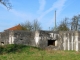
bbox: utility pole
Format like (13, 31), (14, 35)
(54, 10), (56, 31)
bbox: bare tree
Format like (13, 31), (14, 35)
(71, 15), (80, 31)
(21, 19), (42, 31)
(57, 18), (69, 31)
(32, 19), (41, 31)
(21, 21), (33, 31)
(0, 0), (12, 9)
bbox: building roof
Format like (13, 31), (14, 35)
(6, 24), (26, 31)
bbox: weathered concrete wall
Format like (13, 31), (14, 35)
(11, 30), (36, 46)
(59, 31), (80, 51)
(78, 32), (80, 50)
(0, 31), (9, 45)
(0, 30), (36, 46)
(38, 30), (49, 49)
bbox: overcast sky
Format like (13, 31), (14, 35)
(0, 0), (80, 32)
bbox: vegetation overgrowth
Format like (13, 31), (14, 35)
(0, 44), (80, 60)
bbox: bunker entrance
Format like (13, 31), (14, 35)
(48, 40), (55, 46)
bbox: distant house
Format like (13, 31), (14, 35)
(5, 24), (27, 31)
(0, 25), (80, 51)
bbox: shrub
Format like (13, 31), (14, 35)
(0, 44), (27, 54)
(0, 44), (41, 54)
(0, 46), (4, 54)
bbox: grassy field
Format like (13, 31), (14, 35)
(0, 45), (80, 60)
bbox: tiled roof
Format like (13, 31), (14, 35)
(6, 24), (26, 31)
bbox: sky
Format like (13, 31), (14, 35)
(0, 0), (80, 32)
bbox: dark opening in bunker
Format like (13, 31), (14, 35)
(48, 40), (55, 46)
(20, 38), (23, 40)
(1, 42), (4, 45)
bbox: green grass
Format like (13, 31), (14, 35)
(0, 44), (80, 60)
